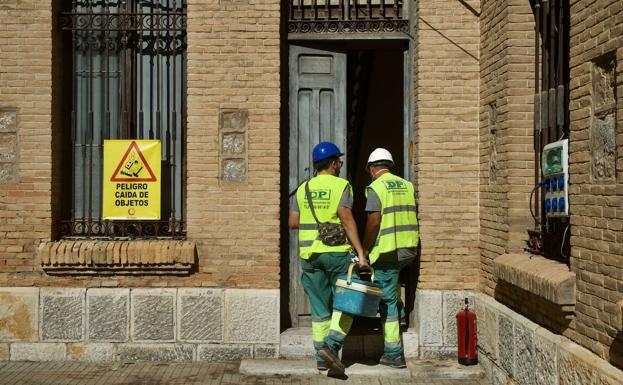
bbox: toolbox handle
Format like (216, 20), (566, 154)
(347, 262), (375, 285)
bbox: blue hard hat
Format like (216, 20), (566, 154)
(312, 142), (343, 163)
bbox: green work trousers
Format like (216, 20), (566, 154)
(300, 251), (351, 365)
(324, 253), (414, 357)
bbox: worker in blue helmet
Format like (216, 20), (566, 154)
(289, 142), (368, 371)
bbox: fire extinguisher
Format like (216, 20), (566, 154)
(456, 298), (478, 365)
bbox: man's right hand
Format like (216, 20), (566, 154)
(357, 252), (370, 270)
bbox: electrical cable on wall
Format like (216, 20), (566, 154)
(529, 180), (546, 227)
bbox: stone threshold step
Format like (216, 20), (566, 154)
(240, 359), (484, 380)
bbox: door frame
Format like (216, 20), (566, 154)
(280, 37), (414, 329)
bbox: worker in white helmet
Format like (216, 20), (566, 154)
(319, 148), (419, 373)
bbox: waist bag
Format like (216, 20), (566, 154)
(305, 180), (347, 246)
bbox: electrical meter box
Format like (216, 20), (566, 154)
(542, 139), (569, 218)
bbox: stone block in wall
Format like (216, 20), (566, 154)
(591, 113), (617, 182)
(442, 291), (474, 346)
(131, 289), (176, 341)
(0, 108), (18, 184)
(0, 133), (17, 161)
(475, 296), (499, 361)
(533, 327), (561, 385)
(254, 344), (278, 359)
(67, 343), (114, 363)
(225, 289), (279, 343)
(416, 290), (443, 346)
(514, 320), (537, 385)
(0, 107), (16, 139)
(87, 289), (129, 342)
(0, 163), (18, 184)
(492, 363), (510, 385)
(402, 329), (419, 358)
(590, 53), (617, 183)
(0, 343), (8, 361)
(117, 344), (194, 362)
(479, 352), (494, 382)
(498, 313), (515, 377)
(10, 343), (66, 361)
(178, 289), (223, 342)
(219, 110), (248, 183)
(40, 288), (85, 341)
(558, 340), (598, 385)
(197, 344), (252, 362)
(278, 327), (315, 358)
(418, 346), (457, 359)
(0, 287), (38, 342)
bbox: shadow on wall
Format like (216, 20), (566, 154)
(610, 331), (623, 370)
(402, 242), (421, 328)
(493, 281), (572, 335)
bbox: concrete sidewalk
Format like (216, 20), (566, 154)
(0, 361), (492, 385)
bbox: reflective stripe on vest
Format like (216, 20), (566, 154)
(367, 173), (419, 264)
(296, 175), (352, 259)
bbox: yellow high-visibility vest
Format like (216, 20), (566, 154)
(367, 172), (419, 264)
(296, 175), (352, 259)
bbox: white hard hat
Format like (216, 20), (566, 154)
(367, 148), (394, 166)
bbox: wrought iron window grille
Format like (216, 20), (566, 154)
(527, 0), (570, 263)
(287, 0), (408, 34)
(58, 0), (187, 240)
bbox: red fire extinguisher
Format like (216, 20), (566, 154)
(456, 298), (478, 365)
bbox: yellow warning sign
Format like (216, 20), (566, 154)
(103, 140), (161, 220)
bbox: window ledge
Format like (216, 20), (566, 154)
(38, 240), (196, 275)
(493, 253), (576, 306)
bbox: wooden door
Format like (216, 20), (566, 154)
(288, 44), (347, 326)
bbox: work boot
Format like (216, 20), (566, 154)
(316, 361), (329, 371)
(379, 354), (407, 368)
(318, 346), (345, 375)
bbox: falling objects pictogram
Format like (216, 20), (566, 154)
(110, 141), (157, 182)
(103, 140), (161, 220)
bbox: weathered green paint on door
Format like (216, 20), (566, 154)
(288, 44), (347, 326)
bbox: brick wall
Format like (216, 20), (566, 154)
(478, 0), (573, 337)
(567, 0), (623, 367)
(0, 0), (282, 289)
(478, 0), (623, 369)
(478, 0), (535, 294)
(185, 0), (281, 289)
(414, 0), (481, 289)
(0, 1), (54, 284)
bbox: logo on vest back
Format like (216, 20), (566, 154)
(308, 190), (331, 200)
(304, 189), (332, 210)
(382, 180), (408, 192)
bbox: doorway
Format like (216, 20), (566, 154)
(286, 40), (409, 327)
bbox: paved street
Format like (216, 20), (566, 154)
(0, 361), (491, 385)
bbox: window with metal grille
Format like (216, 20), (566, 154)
(287, 0), (408, 34)
(527, 0), (571, 263)
(57, 0), (187, 239)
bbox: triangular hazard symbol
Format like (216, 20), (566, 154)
(110, 141), (157, 182)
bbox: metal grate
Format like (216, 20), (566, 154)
(58, 0), (187, 239)
(287, 0), (408, 34)
(529, 0), (570, 263)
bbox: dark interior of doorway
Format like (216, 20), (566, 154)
(345, 47), (405, 236)
(346, 45), (407, 332)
